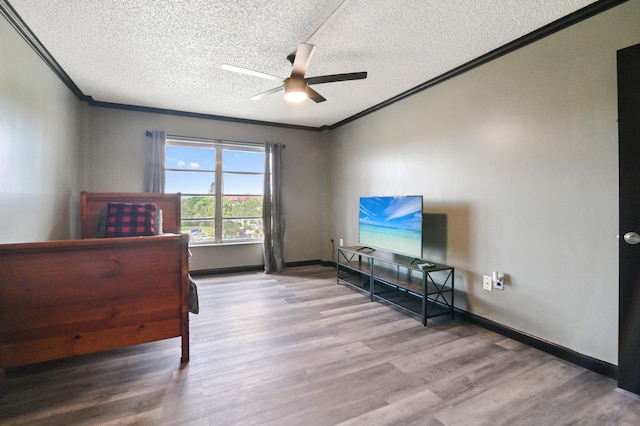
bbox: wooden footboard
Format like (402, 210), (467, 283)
(0, 233), (190, 393)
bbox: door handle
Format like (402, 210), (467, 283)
(624, 232), (640, 245)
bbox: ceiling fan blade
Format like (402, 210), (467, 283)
(306, 71), (368, 85)
(291, 43), (315, 78)
(221, 64), (283, 83)
(250, 85), (284, 101)
(306, 86), (326, 103)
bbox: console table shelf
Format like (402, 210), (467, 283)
(337, 246), (454, 325)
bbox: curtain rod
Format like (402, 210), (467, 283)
(145, 130), (285, 148)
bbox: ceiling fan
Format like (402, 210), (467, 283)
(222, 43), (367, 104)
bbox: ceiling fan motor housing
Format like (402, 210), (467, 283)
(284, 76), (306, 92)
(283, 76), (308, 102)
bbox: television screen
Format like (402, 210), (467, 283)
(359, 195), (423, 258)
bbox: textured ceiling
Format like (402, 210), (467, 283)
(6, 0), (599, 129)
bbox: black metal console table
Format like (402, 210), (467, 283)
(337, 246), (454, 325)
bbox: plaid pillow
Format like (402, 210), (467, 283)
(105, 203), (157, 237)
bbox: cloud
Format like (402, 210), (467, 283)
(165, 156), (201, 169)
(386, 197), (421, 220)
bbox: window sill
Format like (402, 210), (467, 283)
(189, 240), (263, 248)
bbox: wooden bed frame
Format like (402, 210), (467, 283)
(80, 191), (183, 238)
(0, 192), (190, 395)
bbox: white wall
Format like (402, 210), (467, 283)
(83, 107), (330, 269)
(329, 1), (640, 365)
(0, 14), (83, 243)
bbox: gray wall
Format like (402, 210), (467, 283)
(82, 106), (330, 269)
(1, 5), (330, 268)
(329, 1), (640, 365)
(3, 1), (640, 367)
(0, 14), (83, 243)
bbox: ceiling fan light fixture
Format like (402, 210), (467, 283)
(283, 77), (307, 103)
(284, 90), (307, 103)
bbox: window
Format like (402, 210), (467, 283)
(164, 137), (265, 245)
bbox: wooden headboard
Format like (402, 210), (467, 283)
(80, 192), (182, 238)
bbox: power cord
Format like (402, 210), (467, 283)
(331, 238), (335, 262)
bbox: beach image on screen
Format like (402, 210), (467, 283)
(359, 196), (423, 257)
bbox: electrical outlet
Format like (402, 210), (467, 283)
(483, 275), (493, 291)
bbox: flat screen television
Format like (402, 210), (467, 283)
(358, 195), (423, 259)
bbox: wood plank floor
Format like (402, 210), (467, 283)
(2, 265), (640, 425)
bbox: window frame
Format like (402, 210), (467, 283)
(164, 136), (265, 245)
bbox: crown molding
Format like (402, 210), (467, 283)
(329, 0), (629, 129)
(0, 0), (88, 101)
(2, 0), (628, 131)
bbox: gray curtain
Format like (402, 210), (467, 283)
(263, 142), (285, 273)
(144, 130), (166, 193)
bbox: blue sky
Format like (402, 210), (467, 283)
(165, 146), (264, 194)
(359, 196), (423, 230)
